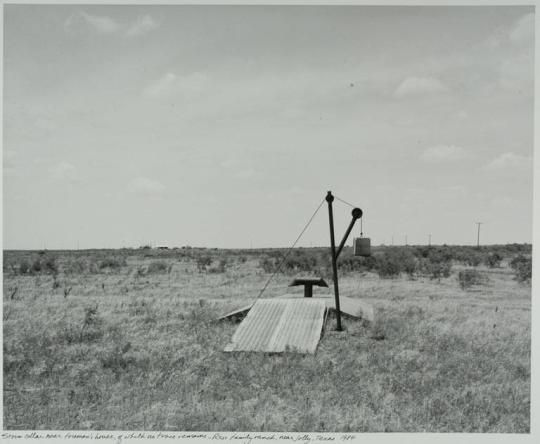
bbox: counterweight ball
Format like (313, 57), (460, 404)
(352, 207), (363, 219)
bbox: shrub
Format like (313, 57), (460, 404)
(422, 247), (454, 263)
(65, 259), (86, 274)
(510, 255), (532, 283)
(377, 252), (401, 278)
(510, 254), (527, 270)
(458, 269), (486, 290)
(31, 259), (42, 273)
(464, 253), (483, 267)
(420, 251), (452, 281)
(282, 251), (318, 274)
(485, 252), (502, 268)
(422, 260), (452, 281)
(146, 261), (169, 274)
(414, 246), (432, 259)
(195, 255), (212, 273)
(338, 255), (362, 272)
(43, 256), (58, 274)
(399, 250), (418, 277)
(99, 342), (135, 378)
(87, 260), (99, 274)
(19, 260), (30, 274)
(19, 256), (58, 275)
(360, 255), (379, 271)
(339, 252), (381, 274)
(80, 305), (103, 343)
(99, 257), (126, 270)
(259, 256), (277, 273)
(258, 250), (325, 275)
(83, 304), (100, 328)
(215, 258), (228, 273)
(375, 248), (417, 278)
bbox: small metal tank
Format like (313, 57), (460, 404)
(353, 237), (371, 257)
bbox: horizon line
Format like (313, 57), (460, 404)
(2, 242), (532, 252)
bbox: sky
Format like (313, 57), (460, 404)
(2, 4), (536, 249)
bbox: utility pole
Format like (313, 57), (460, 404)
(476, 222), (483, 247)
(405, 235), (408, 246)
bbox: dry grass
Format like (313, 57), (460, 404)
(3, 248), (531, 432)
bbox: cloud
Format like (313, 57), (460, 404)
(235, 168), (262, 180)
(126, 15), (158, 36)
(393, 76), (448, 98)
(420, 145), (468, 163)
(482, 152), (531, 171)
(49, 162), (79, 181)
(143, 72), (177, 97)
(440, 185), (466, 194)
(64, 11), (121, 35)
(454, 110), (469, 120)
(479, 13), (534, 92)
(498, 14), (534, 92)
(499, 51), (534, 91)
(483, 12), (534, 50)
(64, 11), (159, 37)
(127, 177), (166, 195)
(509, 13), (534, 46)
(142, 72), (209, 98)
(221, 158), (241, 169)
(140, 67), (366, 119)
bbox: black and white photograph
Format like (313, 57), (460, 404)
(2, 1), (536, 437)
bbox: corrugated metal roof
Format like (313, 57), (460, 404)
(224, 298), (326, 354)
(217, 303), (253, 321)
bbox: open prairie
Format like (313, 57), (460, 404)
(3, 245), (531, 432)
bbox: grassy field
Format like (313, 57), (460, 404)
(3, 245), (531, 432)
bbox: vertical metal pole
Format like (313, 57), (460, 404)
(326, 191), (342, 331)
